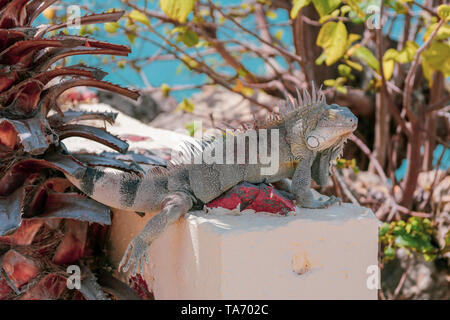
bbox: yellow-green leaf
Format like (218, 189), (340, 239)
(233, 79), (254, 96)
(129, 9), (150, 26)
(345, 0), (365, 18)
(104, 22), (119, 33)
(346, 33), (361, 49)
(266, 10), (277, 19)
(181, 56), (199, 70)
(422, 41), (450, 76)
(437, 4), (450, 21)
(291, 0), (311, 19)
(424, 22), (450, 41)
(382, 59), (394, 80)
(316, 21), (348, 66)
(336, 85), (347, 93)
(340, 5), (351, 15)
(395, 41), (418, 63)
(345, 59), (363, 71)
(382, 48), (398, 80)
(126, 31), (137, 44)
(160, 0), (195, 23)
(161, 83), (171, 98)
(312, 0), (341, 17)
(351, 45), (379, 72)
(383, 48), (399, 61)
(274, 29), (283, 41)
(177, 99), (195, 113)
(339, 64), (355, 80)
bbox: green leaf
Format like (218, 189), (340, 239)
(379, 223), (390, 237)
(104, 22), (120, 33)
(160, 0), (195, 23)
(338, 64), (352, 76)
(185, 121), (197, 137)
(316, 21), (348, 66)
(180, 29), (199, 47)
(437, 4), (450, 21)
(338, 64), (355, 80)
(384, 246), (396, 258)
(312, 0), (342, 17)
(290, 0), (311, 19)
(351, 45), (379, 72)
(129, 9), (150, 26)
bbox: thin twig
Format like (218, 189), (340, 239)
(333, 167), (359, 205)
(403, 19), (445, 123)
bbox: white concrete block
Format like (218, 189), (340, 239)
(108, 203), (379, 300)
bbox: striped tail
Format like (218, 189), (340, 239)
(65, 166), (168, 213)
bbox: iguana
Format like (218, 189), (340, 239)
(64, 84), (358, 275)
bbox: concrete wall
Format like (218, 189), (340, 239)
(108, 204), (379, 300)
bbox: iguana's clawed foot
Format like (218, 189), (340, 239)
(119, 235), (150, 276)
(298, 195), (341, 209)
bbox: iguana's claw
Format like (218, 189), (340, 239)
(119, 235), (150, 276)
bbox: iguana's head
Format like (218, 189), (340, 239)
(274, 85), (357, 158)
(304, 103), (357, 152)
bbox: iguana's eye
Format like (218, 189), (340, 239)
(307, 136), (320, 148)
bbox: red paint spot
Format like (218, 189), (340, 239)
(206, 182), (295, 215)
(130, 274), (154, 300)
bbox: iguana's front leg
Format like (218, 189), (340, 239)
(119, 191), (193, 275)
(292, 152), (340, 208)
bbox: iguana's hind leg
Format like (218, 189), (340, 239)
(119, 191), (193, 275)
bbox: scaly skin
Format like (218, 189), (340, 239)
(64, 84), (358, 275)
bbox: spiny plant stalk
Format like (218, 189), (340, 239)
(0, 0), (142, 300)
